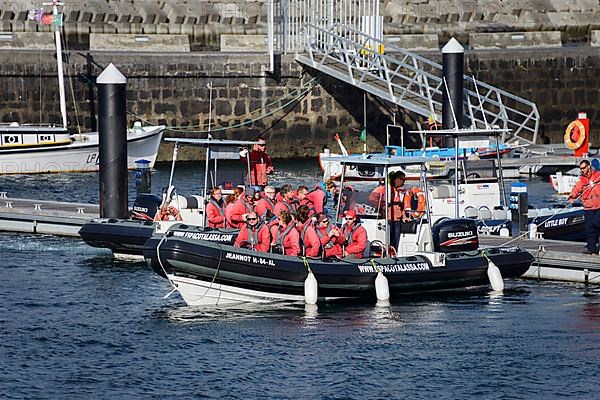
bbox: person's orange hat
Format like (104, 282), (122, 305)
(344, 210), (357, 218)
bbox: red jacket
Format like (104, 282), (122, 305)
(296, 219), (321, 257)
(255, 196), (276, 219)
(304, 187), (326, 214)
(315, 224), (344, 258)
(225, 202), (236, 228)
(229, 198), (254, 228)
(569, 170), (600, 210)
(270, 223), (301, 256)
(234, 222), (271, 252)
(242, 150), (273, 186)
(274, 199), (297, 217)
(206, 197), (226, 228)
(342, 222), (368, 259)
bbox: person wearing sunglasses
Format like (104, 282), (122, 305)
(234, 211), (271, 252)
(568, 159), (600, 254)
(341, 210), (367, 259)
(240, 137), (274, 187)
(314, 213), (344, 258)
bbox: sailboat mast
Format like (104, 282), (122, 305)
(50, 1), (67, 129)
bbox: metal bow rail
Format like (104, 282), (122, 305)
(295, 23), (539, 144)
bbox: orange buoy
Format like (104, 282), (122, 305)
(564, 120), (586, 150)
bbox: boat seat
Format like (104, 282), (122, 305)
(464, 206), (478, 219)
(493, 209), (508, 220)
(478, 207), (493, 220)
(363, 240), (371, 258)
(171, 195), (203, 209)
(431, 184), (455, 199)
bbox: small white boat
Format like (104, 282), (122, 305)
(549, 170), (579, 195)
(0, 2), (164, 174)
(0, 122), (164, 174)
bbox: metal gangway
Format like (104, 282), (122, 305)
(292, 22), (540, 144)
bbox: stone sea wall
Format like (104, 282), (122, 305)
(0, 48), (598, 160)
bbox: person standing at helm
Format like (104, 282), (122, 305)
(383, 171), (426, 250)
(240, 137), (274, 187)
(568, 159), (600, 254)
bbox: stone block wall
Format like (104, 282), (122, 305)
(0, 48), (599, 160)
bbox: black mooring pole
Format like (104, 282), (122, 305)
(442, 37), (464, 148)
(97, 63), (128, 219)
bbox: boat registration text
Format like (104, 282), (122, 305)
(225, 252), (276, 266)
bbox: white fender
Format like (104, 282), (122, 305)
(487, 259), (504, 291)
(500, 227), (510, 237)
(375, 271), (390, 302)
(304, 271), (318, 305)
(528, 223), (538, 239)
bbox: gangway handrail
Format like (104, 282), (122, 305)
(297, 23), (539, 145)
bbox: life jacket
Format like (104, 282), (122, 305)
(344, 222), (362, 246)
(209, 198), (225, 216)
(389, 186), (426, 221)
(257, 196), (275, 218)
(247, 221), (266, 250)
(274, 223), (296, 254)
(298, 220), (320, 257)
(315, 224), (334, 249)
(305, 186), (326, 214)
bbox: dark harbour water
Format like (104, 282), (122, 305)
(0, 162), (598, 399)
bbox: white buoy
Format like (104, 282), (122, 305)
(304, 271), (318, 305)
(528, 223), (538, 239)
(499, 227), (510, 237)
(487, 258), (504, 291)
(375, 271), (390, 302)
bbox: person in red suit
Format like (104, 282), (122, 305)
(270, 211), (300, 256)
(295, 205), (320, 257)
(255, 185), (277, 221)
(234, 211), (271, 252)
(314, 212), (344, 258)
(341, 210), (368, 259)
(241, 137), (274, 187)
(206, 187), (226, 228)
(229, 187), (256, 229)
(274, 184), (298, 217)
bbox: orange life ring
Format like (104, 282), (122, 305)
(154, 205), (182, 221)
(564, 120), (586, 150)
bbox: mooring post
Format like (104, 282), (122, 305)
(97, 63), (128, 219)
(442, 38), (464, 148)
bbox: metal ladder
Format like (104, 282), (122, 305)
(295, 23), (539, 144)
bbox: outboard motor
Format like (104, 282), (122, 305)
(432, 218), (479, 253)
(131, 194), (162, 220)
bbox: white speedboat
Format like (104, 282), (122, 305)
(0, 122), (164, 174)
(0, 1), (164, 174)
(549, 170), (579, 195)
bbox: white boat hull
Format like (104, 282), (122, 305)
(169, 274), (306, 306)
(0, 125), (164, 174)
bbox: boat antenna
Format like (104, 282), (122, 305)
(473, 75), (507, 208)
(207, 81), (213, 135)
(443, 77), (460, 218)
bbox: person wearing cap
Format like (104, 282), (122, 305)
(314, 212), (344, 258)
(341, 210), (368, 259)
(387, 171), (426, 249)
(234, 211), (271, 252)
(270, 210), (300, 256)
(229, 187), (256, 229)
(295, 205), (321, 257)
(240, 137), (274, 187)
(206, 187), (226, 228)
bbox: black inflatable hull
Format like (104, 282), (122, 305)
(144, 225), (533, 301)
(79, 218), (155, 255)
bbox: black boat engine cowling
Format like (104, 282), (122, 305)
(132, 194), (162, 220)
(432, 218), (479, 253)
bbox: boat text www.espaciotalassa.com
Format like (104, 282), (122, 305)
(357, 262), (430, 273)
(173, 231), (235, 242)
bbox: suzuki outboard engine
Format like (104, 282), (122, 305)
(131, 194), (162, 220)
(432, 218), (479, 253)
